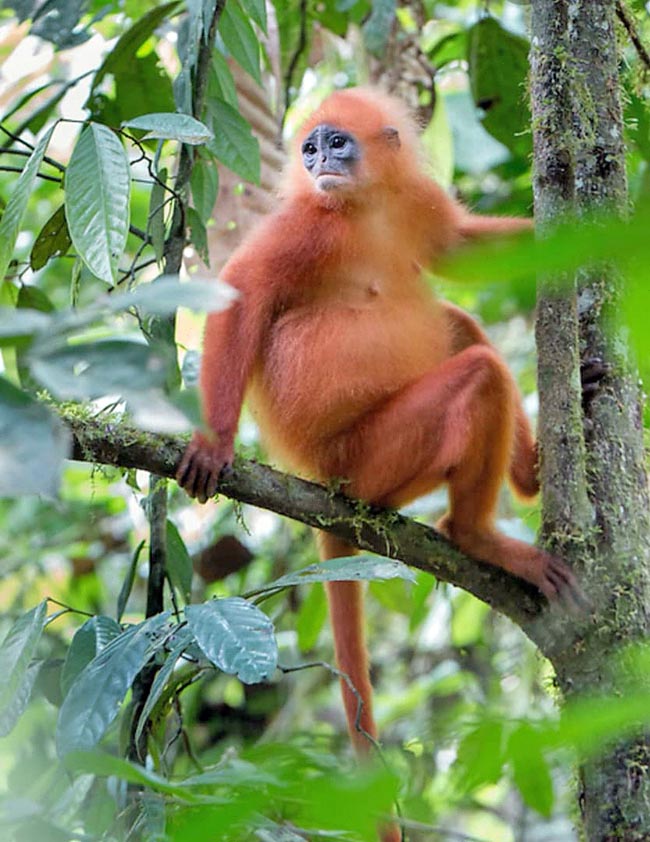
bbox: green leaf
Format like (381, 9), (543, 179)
(296, 583), (327, 652)
(166, 520), (193, 603)
(117, 540), (145, 622)
(454, 719), (505, 791)
(0, 126), (54, 283)
(105, 275), (237, 316)
(0, 308), (52, 347)
(60, 616), (122, 697)
(186, 598), (278, 684)
(209, 49), (238, 109)
(206, 98), (260, 183)
(362, 0), (396, 55)
(64, 123), (131, 284)
(148, 169), (167, 264)
(190, 155), (219, 223)
(56, 613), (170, 755)
(0, 661), (40, 737)
(186, 206), (209, 265)
(259, 556), (416, 594)
(90, 2), (182, 94)
(134, 628), (194, 745)
(239, 0), (267, 34)
(29, 339), (169, 401)
(0, 601), (47, 737)
(0, 376), (70, 496)
(30, 205), (72, 271)
(467, 17), (531, 158)
(508, 723), (554, 817)
(122, 113), (213, 144)
(17, 284), (55, 313)
(219, 0), (262, 85)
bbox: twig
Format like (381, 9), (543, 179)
(616, 0), (650, 72)
(283, 0), (309, 127)
(0, 165), (61, 183)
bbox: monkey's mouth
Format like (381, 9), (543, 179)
(315, 173), (349, 191)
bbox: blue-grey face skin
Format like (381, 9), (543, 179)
(301, 124), (361, 191)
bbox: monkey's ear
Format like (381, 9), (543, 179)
(381, 126), (401, 149)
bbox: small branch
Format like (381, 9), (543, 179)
(616, 0), (650, 72)
(283, 0), (309, 127)
(62, 410), (564, 642)
(0, 165), (61, 183)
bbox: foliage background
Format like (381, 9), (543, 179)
(0, 1), (649, 841)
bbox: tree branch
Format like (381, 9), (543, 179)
(61, 409), (566, 641)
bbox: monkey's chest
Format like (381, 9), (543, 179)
(248, 297), (448, 446)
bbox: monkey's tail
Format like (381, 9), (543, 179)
(319, 532), (402, 842)
(509, 402), (540, 499)
(318, 532), (379, 754)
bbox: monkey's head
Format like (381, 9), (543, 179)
(286, 88), (421, 205)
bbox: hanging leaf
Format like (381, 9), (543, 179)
(60, 616), (122, 697)
(296, 583), (327, 652)
(148, 168), (167, 264)
(467, 17), (532, 159)
(239, 0), (267, 34)
(206, 98), (260, 183)
(56, 613), (170, 755)
(0, 376), (70, 497)
(122, 113), (213, 144)
(508, 722), (554, 817)
(30, 205), (72, 270)
(219, 0), (262, 85)
(166, 520), (193, 604)
(0, 601), (47, 736)
(116, 540), (145, 623)
(190, 155), (220, 223)
(0, 126), (54, 283)
(64, 123), (131, 283)
(186, 598), (278, 684)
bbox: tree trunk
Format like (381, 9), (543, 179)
(530, 1), (650, 838)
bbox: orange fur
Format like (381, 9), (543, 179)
(177, 88), (577, 841)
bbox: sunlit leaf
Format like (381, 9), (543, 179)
(64, 123), (131, 283)
(0, 601), (47, 736)
(0, 126), (54, 283)
(122, 113), (213, 144)
(186, 598), (278, 684)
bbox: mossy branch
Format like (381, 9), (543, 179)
(61, 408), (570, 646)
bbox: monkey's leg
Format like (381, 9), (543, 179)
(337, 345), (577, 601)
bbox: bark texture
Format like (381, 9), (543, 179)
(531, 1), (650, 838)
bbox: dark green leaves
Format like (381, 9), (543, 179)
(0, 601), (47, 736)
(56, 613), (170, 755)
(206, 98), (260, 183)
(467, 17), (531, 158)
(64, 124), (131, 283)
(186, 598), (278, 684)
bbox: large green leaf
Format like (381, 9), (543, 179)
(0, 376), (70, 496)
(0, 308), (51, 347)
(104, 275), (237, 315)
(239, 0), (267, 34)
(206, 98), (260, 183)
(508, 723), (554, 817)
(467, 17), (531, 159)
(0, 126), (54, 283)
(255, 556), (416, 596)
(122, 113), (213, 144)
(29, 339), (169, 401)
(64, 123), (131, 283)
(0, 601), (47, 736)
(60, 616), (122, 697)
(185, 598), (278, 684)
(56, 613), (170, 755)
(219, 0), (262, 85)
(190, 155), (220, 223)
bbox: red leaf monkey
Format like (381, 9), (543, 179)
(178, 88), (579, 837)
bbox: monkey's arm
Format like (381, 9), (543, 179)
(177, 261), (272, 503)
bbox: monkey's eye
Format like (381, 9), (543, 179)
(302, 142), (317, 156)
(330, 135), (346, 149)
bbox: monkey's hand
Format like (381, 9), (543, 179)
(176, 432), (234, 503)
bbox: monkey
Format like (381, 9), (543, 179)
(177, 88), (581, 838)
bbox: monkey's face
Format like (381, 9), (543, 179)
(301, 124), (361, 193)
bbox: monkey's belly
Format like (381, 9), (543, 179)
(247, 302), (448, 473)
